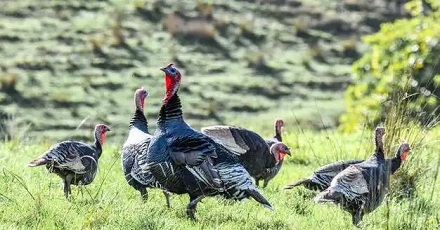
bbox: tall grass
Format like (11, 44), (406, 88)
(379, 74), (440, 229)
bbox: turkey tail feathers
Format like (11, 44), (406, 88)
(284, 178), (310, 189)
(246, 189), (273, 211)
(28, 158), (47, 167)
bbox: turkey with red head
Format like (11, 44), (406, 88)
(314, 127), (411, 226)
(121, 87), (170, 207)
(261, 118), (288, 187)
(28, 124), (111, 199)
(201, 125), (291, 188)
(139, 64), (272, 221)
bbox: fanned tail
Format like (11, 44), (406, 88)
(28, 158), (47, 167)
(246, 189), (273, 211)
(284, 178), (310, 189)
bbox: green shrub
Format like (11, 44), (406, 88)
(339, 0), (440, 132)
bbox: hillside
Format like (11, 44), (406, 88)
(0, 0), (408, 142)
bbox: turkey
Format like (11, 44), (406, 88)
(314, 127), (411, 226)
(284, 125), (386, 191)
(121, 87), (170, 207)
(201, 125), (291, 188)
(28, 124), (111, 199)
(140, 64), (272, 221)
(262, 118), (288, 187)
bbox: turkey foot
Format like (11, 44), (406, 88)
(63, 175), (73, 201)
(186, 195), (205, 221)
(163, 191), (171, 208)
(139, 187), (148, 201)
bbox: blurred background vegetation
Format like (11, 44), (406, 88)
(0, 0), (438, 142)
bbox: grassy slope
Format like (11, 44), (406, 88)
(0, 0), (406, 142)
(1, 130), (439, 230)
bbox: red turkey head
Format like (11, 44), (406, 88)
(95, 124), (111, 145)
(275, 118), (284, 135)
(270, 142), (291, 163)
(160, 63), (182, 105)
(398, 142), (411, 161)
(134, 87), (148, 111)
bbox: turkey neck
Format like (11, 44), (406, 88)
(374, 134), (385, 159)
(93, 131), (103, 158)
(158, 92), (183, 126)
(389, 156), (402, 174)
(389, 146), (405, 174)
(129, 109), (148, 133)
(274, 126), (282, 142)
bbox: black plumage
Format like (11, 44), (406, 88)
(201, 125), (291, 188)
(28, 124), (110, 199)
(140, 64), (272, 220)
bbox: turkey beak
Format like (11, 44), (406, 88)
(106, 127), (111, 132)
(284, 148), (291, 156)
(160, 67), (167, 73)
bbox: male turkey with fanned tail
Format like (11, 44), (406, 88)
(139, 64), (272, 221)
(201, 124), (291, 188)
(28, 124), (110, 199)
(314, 127), (411, 226)
(120, 87), (170, 207)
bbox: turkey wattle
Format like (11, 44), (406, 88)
(28, 124), (110, 199)
(201, 125), (291, 188)
(140, 64), (272, 221)
(121, 87), (170, 206)
(314, 128), (411, 226)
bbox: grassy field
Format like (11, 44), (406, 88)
(0, 0), (408, 141)
(1, 128), (439, 230)
(2, 1), (436, 229)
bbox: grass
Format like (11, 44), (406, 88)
(0, 128), (439, 229)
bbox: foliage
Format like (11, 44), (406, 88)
(339, 0), (440, 132)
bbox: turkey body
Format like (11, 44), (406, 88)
(147, 120), (261, 199)
(28, 124), (110, 199)
(142, 64), (272, 220)
(43, 141), (101, 187)
(314, 129), (409, 226)
(201, 125), (290, 188)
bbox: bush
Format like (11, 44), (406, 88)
(339, 0), (440, 132)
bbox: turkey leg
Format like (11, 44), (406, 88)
(186, 194), (205, 221)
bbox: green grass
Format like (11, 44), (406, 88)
(1, 129), (439, 229)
